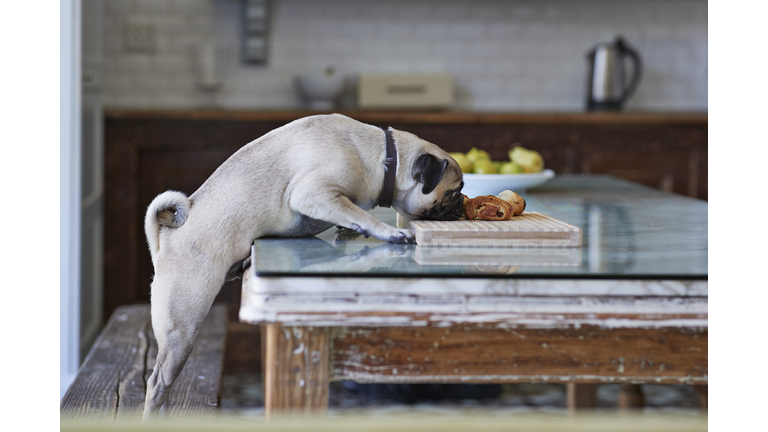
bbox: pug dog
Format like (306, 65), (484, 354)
(142, 113), (464, 418)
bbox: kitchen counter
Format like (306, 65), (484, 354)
(104, 109), (707, 126)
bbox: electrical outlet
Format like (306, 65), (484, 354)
(124, 20), (157, 53)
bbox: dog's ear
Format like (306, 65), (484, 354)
(413, 153), (449, 195)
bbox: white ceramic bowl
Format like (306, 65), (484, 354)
(295, 70), (345, 110)
(461, 169), (555, 197)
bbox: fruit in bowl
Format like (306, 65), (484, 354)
(509, 146), (544, 173)
(473, 159), (497, 174)
(448, 144), (553, 196)
(500, 161), (525, 174)
(466, 147), (491, 164)
(449, 144), (545, 175)
(448, 152), (474, 173)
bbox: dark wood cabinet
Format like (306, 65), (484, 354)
(103, 110), (707, 321)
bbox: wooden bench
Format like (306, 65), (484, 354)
(60, 304), (227, 420)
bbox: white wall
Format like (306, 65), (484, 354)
(102, 0), (707, 112)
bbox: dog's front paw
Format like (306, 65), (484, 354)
(384, 228), (415, 244)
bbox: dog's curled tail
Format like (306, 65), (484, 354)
(145, 190), (191, 260)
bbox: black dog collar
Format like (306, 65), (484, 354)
(378, 128), (397, 208)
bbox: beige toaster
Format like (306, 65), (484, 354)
(357, 74), (454, 110)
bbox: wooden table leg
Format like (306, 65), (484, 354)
(263, 324), (329, 418)
(618, 384), (645, 410)
(567, 383), (597, 412)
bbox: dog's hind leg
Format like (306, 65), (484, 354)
(142, 263), (226, 420)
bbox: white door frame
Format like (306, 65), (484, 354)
(60, 0), (82, 399)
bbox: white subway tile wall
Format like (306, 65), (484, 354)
(102, 0), (707, 111)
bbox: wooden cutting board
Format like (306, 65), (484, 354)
(397, 212), (582, 248)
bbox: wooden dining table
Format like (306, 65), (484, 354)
(238, 175), (708, 417)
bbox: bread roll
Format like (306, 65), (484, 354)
(498, 190), (526, 216)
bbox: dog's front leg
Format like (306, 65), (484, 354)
(291, 192), (414, 244)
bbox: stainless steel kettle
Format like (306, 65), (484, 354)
(586, 36), (642, 111)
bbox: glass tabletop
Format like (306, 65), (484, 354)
(251, 175), (707, 280)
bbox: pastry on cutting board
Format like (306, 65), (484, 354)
(464, 195), (513, 221)
(462, 189), (526, 221)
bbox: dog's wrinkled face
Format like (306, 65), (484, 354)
(420, 176), (465, 221)
(397, 152), (465, 221)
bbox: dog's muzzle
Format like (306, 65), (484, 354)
(421, 195), (465, 221)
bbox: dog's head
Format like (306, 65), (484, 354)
(392, 131), (465, 221)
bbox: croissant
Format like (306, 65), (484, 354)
(464, 195), (513, 221)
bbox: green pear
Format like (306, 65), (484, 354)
(467, 147), (491, 164)
(500, 161), (525, 174)
(449, 152), (474, 174)
(508, 146), (544, 173)
(473, 159), (497, 174)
